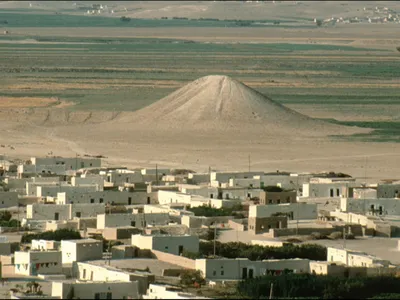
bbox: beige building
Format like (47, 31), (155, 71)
(248, 216), (287, 234)
(51, 281), (139, 299)
(76, 262), (154, 295)
(14, 250), (62, 276)
(195, 258), (310, 280)
(259, 190), (297, 205)
(131, 234), (199, 256)
(327, 247), (391, 267)
(61, 239), (103, 264)
(0, 191), (18, 208)
(26, 203), (105, 220)
(57, 190), (150, 205)
(249, 203), (317, 220)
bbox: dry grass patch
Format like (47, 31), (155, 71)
(0, 97), (58, 108)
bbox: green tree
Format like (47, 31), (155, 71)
(180, 270), (205, 287)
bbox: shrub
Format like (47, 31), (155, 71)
(180, 270), (205, 287)
(21, 229), (81, 243)
(0, 211), (12, 222)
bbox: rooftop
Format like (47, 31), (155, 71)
(61, 238), (101, 244)
(90, 258), (187, 276)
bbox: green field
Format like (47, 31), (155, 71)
(0, 11), (310, 28)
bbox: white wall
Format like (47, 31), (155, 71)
(76, 262), (131, 282)
(51, 281), (139, 299)
(31, 157), (101, 170)
(195, 258), (310, 280)
(302, 182), (354, 198)
(27, 203), (105, 220)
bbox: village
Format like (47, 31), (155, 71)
(0, 154), (399, 299)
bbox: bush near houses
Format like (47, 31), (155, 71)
(183, 241), (327, 261)
(21, 229), (81, 243)
(188, 204), (244, 218)
(237, 273), (400, 299)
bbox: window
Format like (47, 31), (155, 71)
(221, 270), (224, 275)
(286, 196), (290, 203)
(76, 212), (81, 218)
(100, 198), (104, 203)
(83, 269), (86, 279)
(213, 270), (216, 276)
(337, 189), (340, 197)
(268, 199), (273, 204)
(90, 199), (95, 203)
(247, 193), (251, 198)
(277, 199), (281, 204)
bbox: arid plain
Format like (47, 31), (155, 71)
(1, 1), (400, 181)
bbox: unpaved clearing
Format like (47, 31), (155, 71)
(0, 96), (58, 108)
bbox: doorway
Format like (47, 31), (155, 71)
(242, 267), (248, 279)
(54, 213), (59, 220)
(178, 245), (184, 255)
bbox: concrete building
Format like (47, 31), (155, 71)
(57, 190), (151, 205)
(143, 284), (211, 299)
(27, 203), (105, 221)
(37, 184), (100, 198)
(248, 216), (287, 234)
(302, 178), (357, 198)
(195, 258), (310, 280)
(255, 173), (313, 191)
(340, 197), (400, 216)
(249, 203), (317, 220)
(179, 185), (218, 199)
(131, 234), (199, 256)
(61, 239), (103, 264)
(51, 281), (139, 299)
(18, 164), (67, 178)
(210, 171), (264, 184)
(31, 240), (60, 251)
(229, 178), (261, 189)
(31, 156), (101, 170)
(259, 190), (297, 205)
(187, 173), (210, 185)
(97, 213), (170, 229)
(14, 250), (62, 276)
(0, 191), (18, 208)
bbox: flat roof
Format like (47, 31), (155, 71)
(90, 258), (187, 276)
(61, 239), (101, 244)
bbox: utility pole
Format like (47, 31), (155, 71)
(213, 224), (217, 257)
(343, 227), (346, 249)
(248, 154), (251, 172)
(108, 240), (111, 265)
(269, 282), (274, 299)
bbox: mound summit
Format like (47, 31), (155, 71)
(121, 75), (366, 136)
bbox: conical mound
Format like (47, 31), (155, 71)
(132, 75), (309, 123)
(118, 75), (368, 137)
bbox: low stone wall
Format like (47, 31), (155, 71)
(150, 250), (195, 269)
